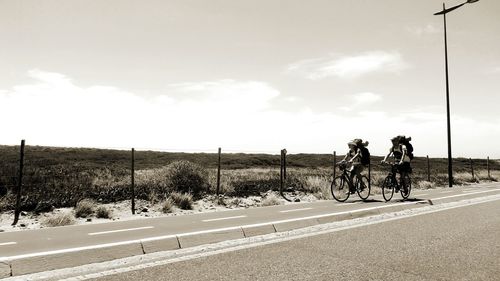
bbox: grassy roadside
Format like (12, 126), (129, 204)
(0, 145), (498, 214)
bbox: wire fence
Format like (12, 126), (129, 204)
(1, 140), (498, 225)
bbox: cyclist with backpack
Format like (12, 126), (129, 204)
(381, 136), (412, 191)
(341, 139), (370, 193)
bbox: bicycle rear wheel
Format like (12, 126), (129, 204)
(331, 176), (350, 202)
(356, 176), (370, 201)
(382, 176), (395, 202)
(400, 174), (412, 200)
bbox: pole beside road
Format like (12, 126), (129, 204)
(434, 1), (480, 187)
(216, 147), (221, 196)
(131, 148), (135, 215)
(12, 139), (25, 226)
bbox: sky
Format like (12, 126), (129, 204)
(1, 0), (499, 157)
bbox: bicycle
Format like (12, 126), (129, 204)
(380, 162), (411, 202)
(330, 162), (370, 202)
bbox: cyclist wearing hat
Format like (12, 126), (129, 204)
(381, 136), (411, 191)
(341, 140), (365, 193)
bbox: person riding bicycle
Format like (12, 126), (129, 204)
(381, 136), (411, 192)
(341, 139), (368, 194)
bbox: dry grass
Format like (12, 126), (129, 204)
(169, 192), (193, 210)
(416, 180), (436, 189)
(95, 206), (112, 219)
(41, 212), (76, 227)
(261, 194), (281, 206)
(161, 198), (175, 213)
(74, 199), (95, 218)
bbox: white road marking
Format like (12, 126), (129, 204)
(0, 202), (412, 262)
(433, 189), (500, 201)
(202, 215), (247, 222)
(0, 242), (17, 246)
(3, 188), (500, 263)
(440, 190), (455, 194)
(280, 208), (313, 213)
(88, 226), (154, 236)
(52, 194), (500, 281)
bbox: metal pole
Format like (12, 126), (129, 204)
(131, 148), (135, 215)
(12, 139), (25, 226)
(443, 3), (453, 187)
(216, 147), (221, 196)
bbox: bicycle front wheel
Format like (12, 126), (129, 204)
(356, 176), (370, 201)
(382, 176), (395, 202)
(331, 176), (350, 202)
(400, 174), (412, 200)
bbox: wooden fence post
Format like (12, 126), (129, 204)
(280, 149), (284, 195)
(131, 148), (135, 215)
(12, 139), (25, 226)
(427, 155), (431, 182)
(333, 151), (336, 180)
(470, 158), (475, 180)
(216, 147), (221, 196)
(487, 156), (490, 179)
(283, 149), (287, 181)
(368, 162), (371, 190)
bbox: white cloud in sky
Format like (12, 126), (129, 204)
(286, 51), (409, 80)
(1, 70), (499, 157)
(406, 24), (441, 36)
(339, 92), (382, 112)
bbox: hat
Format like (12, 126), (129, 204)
(348, 140), (357, 146)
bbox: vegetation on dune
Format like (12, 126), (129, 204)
(41, 212), (76, 227)
(0, 145), (499, 212)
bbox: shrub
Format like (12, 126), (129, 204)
(166, 161), (209, 197)
(96, 206), (112, 219)
(261, 193), (281, 206)
(169, 192), (193, 210)
(41, 212), (76, 227)
(75, 199), (95, 218)
(161, 198), (175, 213)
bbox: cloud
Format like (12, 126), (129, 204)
(339, 92), (382, 112)
(407, 24), (441, 36)
(286, 51), (409, 80)
(1, 70), (499, 157)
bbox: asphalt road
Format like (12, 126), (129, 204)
(0, 183), (499, 259)
(93, 194), (500, 281)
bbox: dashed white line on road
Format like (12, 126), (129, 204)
(433, 189), (500, 201)
(202, 215), (247, 222)
(279, 208), (313, 213)
(0, 242), (17, 246)
(88, 226), (154, 236)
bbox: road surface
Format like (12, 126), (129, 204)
(1, 182), (499, 279)
(94, 192), (500, 281)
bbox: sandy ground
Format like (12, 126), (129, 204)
(0, 191), (319, 233)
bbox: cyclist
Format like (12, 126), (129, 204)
(381, 136), (411, 192)
(341, 140), (366, 194)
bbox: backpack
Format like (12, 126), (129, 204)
(352, 139), (370, 165)
(405, 142), (414, 160)
(397, 135), (414, 160)
(359, 146), (370, 165)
